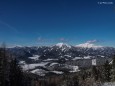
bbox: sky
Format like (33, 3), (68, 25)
(0, 0), (115, 47)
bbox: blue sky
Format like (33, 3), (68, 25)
(0, 0), (115, 47)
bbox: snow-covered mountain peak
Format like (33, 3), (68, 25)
(75, 42), (103, 49)
(55, 43), (71, 48)
(13, 45), (23, 48)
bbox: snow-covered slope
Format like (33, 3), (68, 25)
(76, 42), (103, 49)
(8, 42), (115, 61)
(28, 55), (40, 61)
(55, 43), (71, 48)
(8, 42), (115, 76)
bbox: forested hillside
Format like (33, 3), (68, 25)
(1, 44), (115, 86)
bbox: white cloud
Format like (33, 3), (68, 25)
(59, 37), (68, 42)
(0, 20), (18, 33)
(37, 37), (45, 42)
(86, 40), (98, 44)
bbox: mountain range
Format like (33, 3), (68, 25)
(8, 42), (115, 61)
(7, 42), (115, 76)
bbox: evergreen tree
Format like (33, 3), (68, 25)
(0, 43), (10, 86)
(79, 69), (87, 81)
(0, 43), (31, 86)
(0, 48), (3, 86)
(111, 55), (115, 81)
(9, 58), (24, 86)
(72, 75), (79, 86)
(103, 60), (111, 82)
(92, 66), (99, 81)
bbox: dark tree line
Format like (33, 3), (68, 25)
(0, 44), (32, 86)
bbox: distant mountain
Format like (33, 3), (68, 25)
(54, 43), (71, 48)
(7, 42), (115, 76)
(8, 42), (115, 61)
(75, 42), (103, 49)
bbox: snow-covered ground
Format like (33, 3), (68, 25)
(64, 55), (72, 58)
(72, 56), (92, 60)
(30, 69), (48, 76)
(51, 71), (63, 74)
(28, 55), (40, 60)
(72, 57), (82, 60)
(22, 62), (49, 70)
(69, 66), (79, 72)
(43, 58), (58, 61)
(50, 62), (59, 66)
(102, 82), (115, 86)
(19, 61), (26, 65)
(84, 56), (91, 59)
